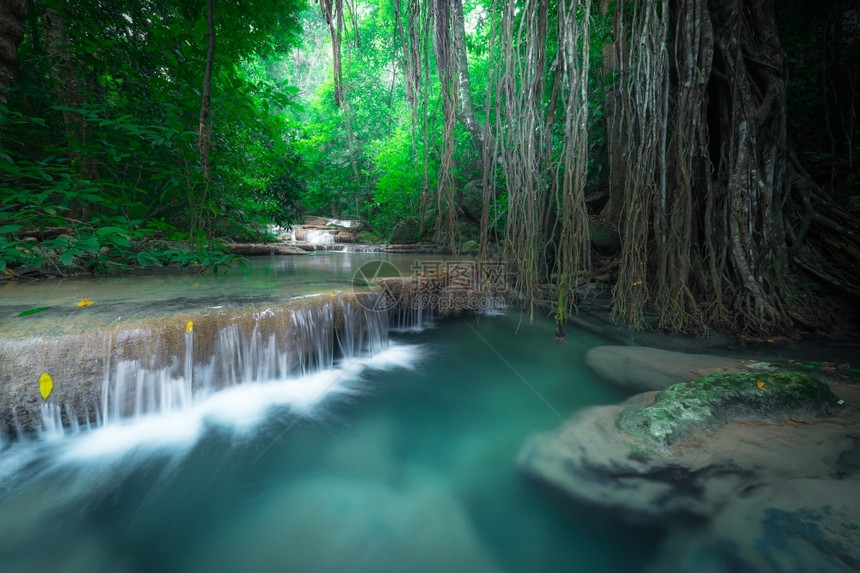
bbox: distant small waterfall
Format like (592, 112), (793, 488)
(305, 230), (336, 244)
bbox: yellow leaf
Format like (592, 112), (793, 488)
(329, 290), (336, 297)
(756, 380), (767, 392)
(185, 320), (193, 334)
(76, 298), (94, 307)
(39, 373), (53, 400)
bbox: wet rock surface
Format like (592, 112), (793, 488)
(585, 345), (774, 392)
(644, 477), (860, 573)
(518, 371), (860, 569)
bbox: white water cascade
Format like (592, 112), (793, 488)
(305, 229), (336, 244)
(23, 294), (433, 461)
(95, 298), (392, 428)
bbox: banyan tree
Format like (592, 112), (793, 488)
(315, 0), (857, 339)
(3, 0), (855, 339)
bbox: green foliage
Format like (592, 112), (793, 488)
(1, 0), (310, 275)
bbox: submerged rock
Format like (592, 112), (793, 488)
(186, 476), (502, 573)
(585, 345), (775, 392)
(645, 477), (860, 573)
(517, 372), (856, 520)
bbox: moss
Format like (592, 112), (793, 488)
(616, 371), (842, 451)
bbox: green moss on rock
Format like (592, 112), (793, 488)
(616, 371), (842, 451)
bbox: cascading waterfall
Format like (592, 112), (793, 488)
(393, 295), (436, 332)
(92, 297), (393, 432)
(305, 229), (336, 244)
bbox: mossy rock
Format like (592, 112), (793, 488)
(616, 371), (842, 451)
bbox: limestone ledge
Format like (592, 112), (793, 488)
(0, 290), (377, 434)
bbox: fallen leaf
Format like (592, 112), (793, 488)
(19, 307), (51, 317)
(756, 380), (767, 392)
(39, 373), (53, 400)
(76, 298), (94, 307)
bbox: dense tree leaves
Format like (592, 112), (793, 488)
(1, 0), (308, 274)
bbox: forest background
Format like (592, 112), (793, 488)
(0, 0), (858, 338)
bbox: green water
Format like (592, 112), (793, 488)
(5, 253), (852, 572)
(0, 253), (427, 308)
(0, 253), (442, 337)
(0, 310), (659, 572)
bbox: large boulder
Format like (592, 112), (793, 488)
(585, 345), (774, 392)
(517, 372), (855, 520)
(645, 476), (860, 573)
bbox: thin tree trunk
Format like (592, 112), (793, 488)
(450, 0), (482, 148)
(43, 7), (97, 219)
(0, 0), (26, 149)
(0, 0), (27, 109)
(198, 0), (215, 184)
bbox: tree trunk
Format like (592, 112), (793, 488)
(198, 0), (215, 184)
(599, 6), (627, 228)
(707, 0), (793, 334)
(0, 0), (27, 109)
(608, 0), (801, 336)
(450, 0), (482, 148)
(43, 7), (97, 218)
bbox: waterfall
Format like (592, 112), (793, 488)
(92, 297), (391, 429)
(305, 230), (335, 244)
(39, 403), (63, 439)
(393, 295), (437, 332)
